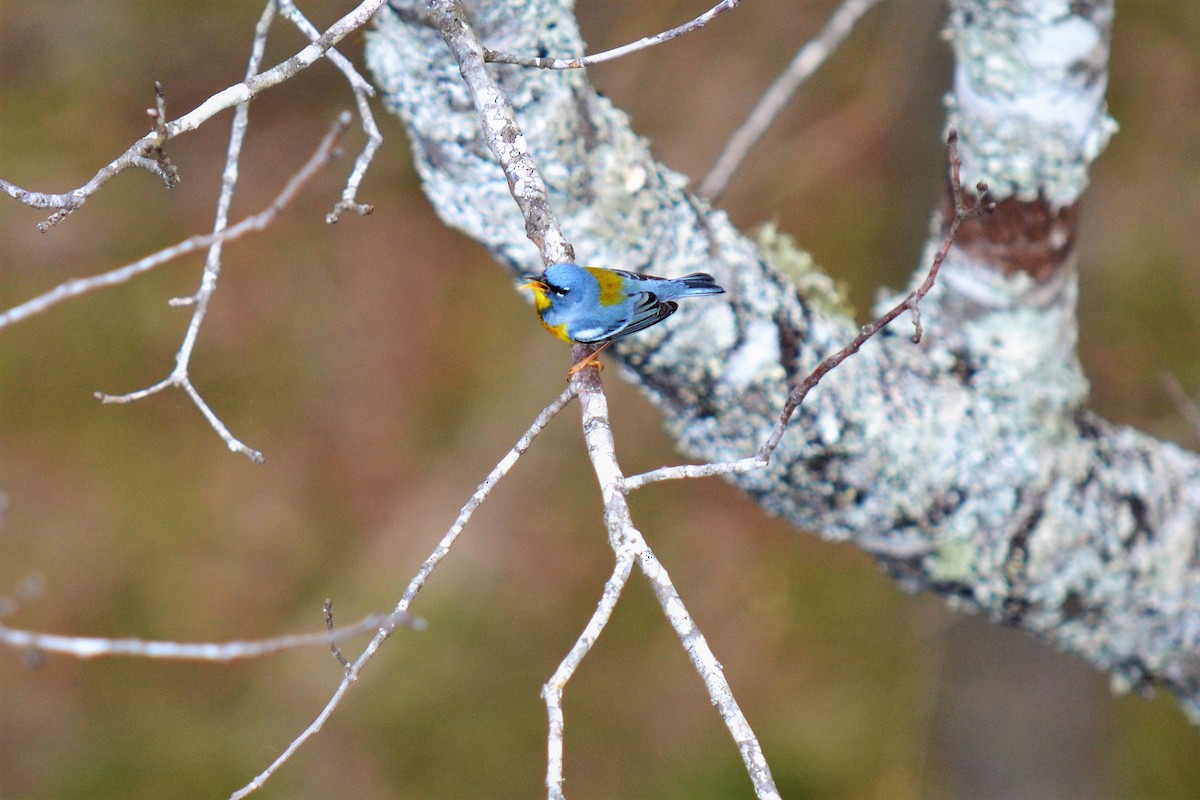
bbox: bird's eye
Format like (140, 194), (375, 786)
(549, 284), (570, 296)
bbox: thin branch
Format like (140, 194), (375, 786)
(0, 0), (385, 229)
(2, 1), (374, 460)
(626, 129), (993, 491)
(699, 0), (885, 201)
(569, 362), (782, 799)
(100, 0), (282, 463)
(0, 612), (401, 662)
(542, 550), (636, 799)
(0, 112), (352, 333)
(1161, 372), (1200, 445)
(275, 0), (380, 222)
(92, 1), (362, 463)
(91, 108), (353, 463)
(484, 0), (741, 69)
(229, 386), (578, 799)
(0, 110), (181, 231)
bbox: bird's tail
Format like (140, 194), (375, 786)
(675, 273), (725, 295)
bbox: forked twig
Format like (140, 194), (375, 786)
(0, 0), (386, 230)
(97, 0), (280, 463)
(0, 113), (352, 335)
(484, 0), (741, 69)
(228, 386), (579, 799)
(566, 361), (782, 799)
(0, 81), (181, 231)
(4, 0), (382, 461)
(275, 0), (380, 221)
(93, 0), (377, 463)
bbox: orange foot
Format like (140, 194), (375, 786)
(567, 342), (612, 378)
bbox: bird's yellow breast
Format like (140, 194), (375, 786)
(524, 283), (572, 342)
(542, 321), (572, 342)
(530, 286), (553, 313)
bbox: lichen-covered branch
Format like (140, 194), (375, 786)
(367, 0), (1200, 720)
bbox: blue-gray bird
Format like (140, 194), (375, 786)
(522, 262), (724, 345)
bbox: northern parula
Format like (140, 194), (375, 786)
(522, 263), (725, 348)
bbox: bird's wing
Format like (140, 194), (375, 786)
(573, 294), (679, 343)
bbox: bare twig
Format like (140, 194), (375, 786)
(0, 0), (385, 230)
(91, 112), (353, 463)
(94, 0), (375, 464)
(229, 386), (578, 799)
(699, 0), (885, 201)
(1, 2), (372, 461)
(1162, 373), (1200, 444)
(484, 0), (741, 69)
(1, 0), (384, 459)
(275, 0), (380, 221)
(97, 0), (284, 463)
(626, 129), (993, 490)
(542, 550), (636, 798)
(0, 612), (398, 662)
(0, 113), (351, 334)
(0, 88), (181, 231)
(569, 362), (782, 799)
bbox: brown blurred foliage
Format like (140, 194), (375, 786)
(0, 2), (1198, 798)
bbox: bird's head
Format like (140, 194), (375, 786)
(521, 267), (574, 311)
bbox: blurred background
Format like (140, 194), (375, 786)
(1, 1), (1199, 797)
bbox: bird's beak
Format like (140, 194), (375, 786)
(520, 277), (545, 292)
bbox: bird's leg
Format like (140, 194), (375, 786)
(567, 341), (613, 378)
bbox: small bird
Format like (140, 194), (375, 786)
(522, 262), (725, 373)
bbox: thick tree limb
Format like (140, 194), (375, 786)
(366, 0), (1200, 720)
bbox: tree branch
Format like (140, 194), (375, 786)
(484, 0), (741, 69)
(0, 0), (385, 229)
(0, 611), (404, 662)
(275, 0), (380, 221)
(421, 3), (781, 794)
(367, 0), (1200, 722)
(571, 366), (781, 798)
(229, 385), (579, 798)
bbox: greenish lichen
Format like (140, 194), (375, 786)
(929, 536), (979, 584)
(755, 222), (854, 318)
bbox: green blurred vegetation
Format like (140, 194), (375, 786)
(1, 1), (1198, 798)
